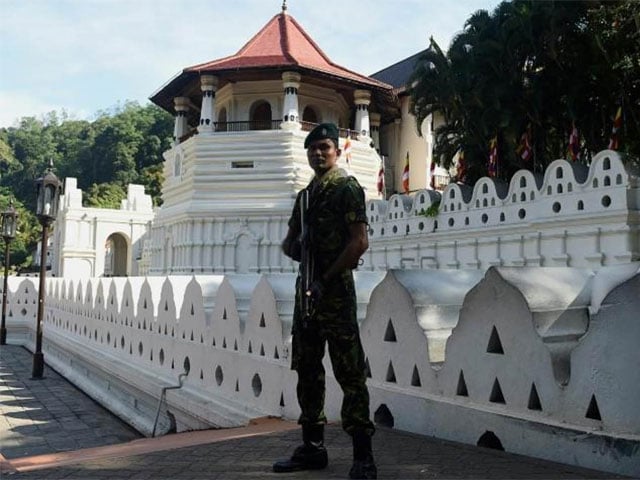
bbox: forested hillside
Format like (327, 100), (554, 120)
(0, 102), (173, 268)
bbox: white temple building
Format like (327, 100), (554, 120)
(51, 5), (441, 277)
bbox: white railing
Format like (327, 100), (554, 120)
(4, 264), (640, 476)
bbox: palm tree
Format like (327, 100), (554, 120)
(409, 0), (640, 187)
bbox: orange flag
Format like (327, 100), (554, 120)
(608, 107), (622, 150)
(402, 152), (410, 193)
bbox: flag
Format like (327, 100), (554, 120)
(402, 151), (410, 193)
(343, 136), (353, 168)
(567, 122), (580, 161)
(377, 157), (385, 197)
(608, 107), (622, 150)
(429, 158), (436, 189)
(516, 124), (533, 165)
(488, 136), (498, 177)
(455, 150), (466, 183)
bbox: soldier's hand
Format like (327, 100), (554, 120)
(306, 280), (325, 302)
(282, 236), (302, 261)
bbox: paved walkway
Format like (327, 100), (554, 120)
(1, 345), (624, 479)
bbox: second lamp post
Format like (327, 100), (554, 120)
(32, 163), (62, 379)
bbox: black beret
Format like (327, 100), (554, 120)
(304, 122), (339, 148)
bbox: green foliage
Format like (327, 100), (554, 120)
(84, 183), (127, 209)
(0, 102), (173, 267)
(418, 200), (441, 218)
(0, 188), (39, 268)
(409, 0), (640, 185)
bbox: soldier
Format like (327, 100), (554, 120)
(273, 123), (376, 479)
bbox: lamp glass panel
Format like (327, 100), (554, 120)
(3, 215), (14, 237)
(43, 186), (53, 216)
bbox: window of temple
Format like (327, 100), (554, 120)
(302, 106), (319, 124)
(250, 101), (272, 130)
(217, 107), (227, 132)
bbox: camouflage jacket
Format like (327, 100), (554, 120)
(288, 167), (367, 296)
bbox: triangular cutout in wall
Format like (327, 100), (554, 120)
(489, 378), (506, 404)
(456, 370), (469, 396)
(384, 319), (397, 342)
(411, 365), (421, 387)
(487, 326), (504, 354)
(585, 394), (602, 421)
(386, 361), (397, 383)
(528, 383), (542, 411)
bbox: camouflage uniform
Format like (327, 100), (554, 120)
(288, 167), (374, 436)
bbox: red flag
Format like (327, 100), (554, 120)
(455, 150), (466, 183)
(429, 158), (436, 189)
(402, 151), (410, 193)
(377, 157), (385, 197)
(608, 107), (622, 150)
(516, 125), (533, 165)
(343, 136), (353, 168)
(567, 123), (580, 161)
(488, 136), (498, 177)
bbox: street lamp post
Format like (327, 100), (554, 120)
(32, 162), (62, 379)
(0, 200), (18, 345)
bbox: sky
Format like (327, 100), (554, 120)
(0, 0), (501, 128)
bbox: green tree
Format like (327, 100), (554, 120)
(0, 101), (172, 267)
(0, 188), (40, 268)
(409, 0), (640, 185)
(84, 182), (127, 209)
(2, 117), (59, 209)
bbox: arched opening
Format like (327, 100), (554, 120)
(250, 101), (272, 130)
(373, 404), (394, 427)
(217, 107), (227, 132)
(477, 431), (504, 451)
(104, 233), (129, 277)
(302, 106), (319, 123)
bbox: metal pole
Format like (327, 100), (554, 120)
(32, 221), (49, 379)
(0, 239), (9, 345)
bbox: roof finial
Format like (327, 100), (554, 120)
(282, 0), (287, 12)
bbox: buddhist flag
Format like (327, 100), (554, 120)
(516, 124), (533, 165)
(567, 122), (580, 162)
(429, 158), (436, 189)
(455, 150), (466, 183)
(343, 136), (353, 168)
(402, 151), (410, 193)
(608, 107), (622, 150)
(377, 157), (385, 197)
(488, 136), (498, 177)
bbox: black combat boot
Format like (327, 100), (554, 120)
(272, 424), (328, 473)
(349, 430), (377, 479)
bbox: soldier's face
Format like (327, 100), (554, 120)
(307, 139), (341, 176)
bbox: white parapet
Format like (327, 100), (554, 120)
(366, 151), (639, 270)
(4, 263), (640, 476)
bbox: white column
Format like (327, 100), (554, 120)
(198, 75), (218, 134)
(354, 89), (371, 141)
(281, 71), (301, 130)
(173, 97), (190, 144)
(370, 112), (381, 152)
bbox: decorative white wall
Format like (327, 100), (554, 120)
(364, 151), (639, 270)
(4, 262), (639, 476)
(52, 178), (155, 277)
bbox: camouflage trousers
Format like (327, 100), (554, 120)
(291, 284), (375, 436)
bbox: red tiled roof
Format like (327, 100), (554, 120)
(185, 12), (390, 90)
